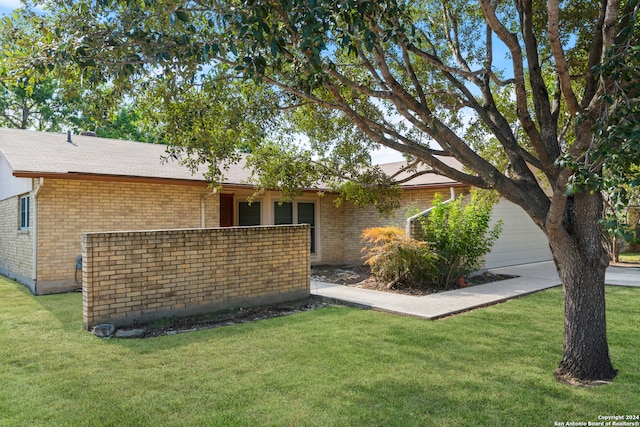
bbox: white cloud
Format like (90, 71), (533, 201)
(0, 0), (23, 8)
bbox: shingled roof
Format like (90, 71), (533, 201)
(0, 128), (461, 188)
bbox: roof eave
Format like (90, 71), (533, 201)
(11, 171), (466, 192)
(12, 171), (211, 187)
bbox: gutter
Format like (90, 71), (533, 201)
(31, 177), (44, 293)
(405, 186), (456, 237)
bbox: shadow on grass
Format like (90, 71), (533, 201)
(33, 290), (84, 331)
(26, 282), (358, 354)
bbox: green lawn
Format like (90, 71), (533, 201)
(619, 252), (640, 264)
(1, 277), (639, 426)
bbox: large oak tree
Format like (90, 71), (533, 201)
(36, 0), (639, 384)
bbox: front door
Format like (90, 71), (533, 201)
(220, 194), (234, 227)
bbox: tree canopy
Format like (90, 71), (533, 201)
(0, 8), (157, 139)
(0, 11), (72, 130)
(29, 0), (637, 218)
(26, 0), (640, 384)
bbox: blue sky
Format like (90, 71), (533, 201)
(0, 0), (22, 15)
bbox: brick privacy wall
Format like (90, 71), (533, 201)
(0, 193), (33, 284)
(36, 178), (219, 293)
(82, 225), (310, 329)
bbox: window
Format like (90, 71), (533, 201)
(19, 195), (30, 230)
(274, 202), (293, 225)
(238, 201), (261, 226)
(274, 201), (316, 253)
(298, 202), (316, 254)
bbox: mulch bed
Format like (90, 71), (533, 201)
(311, 265), (517, 296)
(127, 297), (332, 338)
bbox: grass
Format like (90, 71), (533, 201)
(619, 251), (640, 264)
(1, 277), (640, 426)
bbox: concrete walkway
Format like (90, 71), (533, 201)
(310, 261), (640, 319)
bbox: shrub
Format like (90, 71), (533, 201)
(361, 226), (437, 288)
(419, 190), (502, 288)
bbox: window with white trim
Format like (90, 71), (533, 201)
(19, 194), (30, 230)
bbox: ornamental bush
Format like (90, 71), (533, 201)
(361, 227), (437, 288)
(419, 190), (502, 288)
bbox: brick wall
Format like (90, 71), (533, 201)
(82, 225), (310, 329)
(0, 191), (34, 288)
(341, 186), (468, 264)
(5, 175), (468, 295)
(318, 194), (345, 264)
(311, 186), (469, 266)
(36, 178), (219, 293)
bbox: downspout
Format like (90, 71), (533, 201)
(201, 188), (218, 228)
(32, 177), (44, 293)
(405, 186), (456, 237)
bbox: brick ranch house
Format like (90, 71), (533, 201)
(0, 128), (552, 295)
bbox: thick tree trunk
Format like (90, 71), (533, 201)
(552, 253), (617, 384)
(547, 192), (618, 385)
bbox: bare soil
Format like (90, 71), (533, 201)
(132, 297), (333, 338)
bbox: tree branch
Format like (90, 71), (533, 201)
(547, 0), (582, 116)
(518, 0), (561, 173)
(582, 0), (608, 106)
(0, 111), (21, 128)
(318, 78), (490, 188)
(401, 45), (426, 106)
(479, 0), (549, 174)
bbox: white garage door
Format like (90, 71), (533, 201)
(484, 199), (553, 268)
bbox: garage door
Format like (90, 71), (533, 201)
(484, 199), (553, 268)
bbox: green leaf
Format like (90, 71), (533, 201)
(175, 10), (189, 22)
(270, 39), (279, 55)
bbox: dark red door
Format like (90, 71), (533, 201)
(220, 194), (234, 227)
